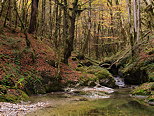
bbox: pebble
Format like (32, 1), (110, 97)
(0, 101), (49, 116)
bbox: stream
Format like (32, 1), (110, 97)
(26, 88), (154, 116)
(26, 78), (154, 116)
(1, 77), (154, 116)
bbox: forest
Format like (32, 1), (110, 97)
(0, 0), (154, 115)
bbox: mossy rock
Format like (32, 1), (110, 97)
(131, 82), (154, 95)
(122, 65), (148, 85)
(86, 66), (103, 74)
(78, 67), (116, 88)
(76, 66), (106, 74)
(95, 69), (112, 79)
(79, 74), (97, 87)
(94, 69), (116, 88)
(127, 70), (148, 84)
(122, 56), (154, 84)
(24, 71), (63, 94)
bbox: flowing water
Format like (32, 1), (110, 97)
(27, 87), (154, 116)
(114, 76), (125, 87)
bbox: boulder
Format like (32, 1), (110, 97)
(124, 69), (148, 85)
(95, 69), (116, 88)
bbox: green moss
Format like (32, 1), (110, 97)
(76, 66), (88, 72)
(148, 95), (154, 102)
(131, 82), (154, 95)
(0, 85), (7, 95)
(121, 54), (154, 84)
(86, 66), (103, 74)
(0, 89), (29, 103)
(18, 89), (29, 100)
(79, 75), (96, 86)
(1, 37), (21, 49)
(94, 69), (112, 79)
(144, 63), (154, 81)
(76, 66), (110, 75)
(4, 94), (19, 102)
(77, 67), (115, 87)
(94, 69), (115, 87)
(149, 72), (154, 81)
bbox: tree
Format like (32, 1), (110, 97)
(63, 0), (79, 64)
(81, 0), (92, 57)
(56, 0), (85, 64)
(28, 0), (39, 34)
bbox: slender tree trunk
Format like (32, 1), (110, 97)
(94, 22), (100, 59)
(0, 0), (7, 18)
(133, 0), (137, 36)
(22, 0), (25, 27)
(3, 0), (10, 27)
(49, 0), (53, 37)
(136, 0), (140, 42)
(54, 0), (59, 48)
(14, 0), (30, 48)
(41, 0), (46, 36)
(81, 0), (91, 56)
(8, 0), (12, 27)
(126, 0), (134, 56)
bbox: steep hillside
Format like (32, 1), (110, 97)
(0, 26), (83, 102)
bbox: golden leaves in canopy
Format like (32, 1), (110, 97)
(77, 0), (128, 28)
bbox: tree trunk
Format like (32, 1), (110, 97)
(81, 0), (91, 56)
(0, 0), (7, 18)
(12, 0), (30, 48)
(49, 0), (53, 37)
(63, 0), (78, 64)
(28, 0), (39, 34)
(41, 0), (46, 36)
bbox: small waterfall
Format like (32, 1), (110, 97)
(114, 76), (125, 87)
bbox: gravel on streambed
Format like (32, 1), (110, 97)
(0, 101), (49, 116)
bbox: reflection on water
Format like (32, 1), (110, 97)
(27, 88), (154, 116)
